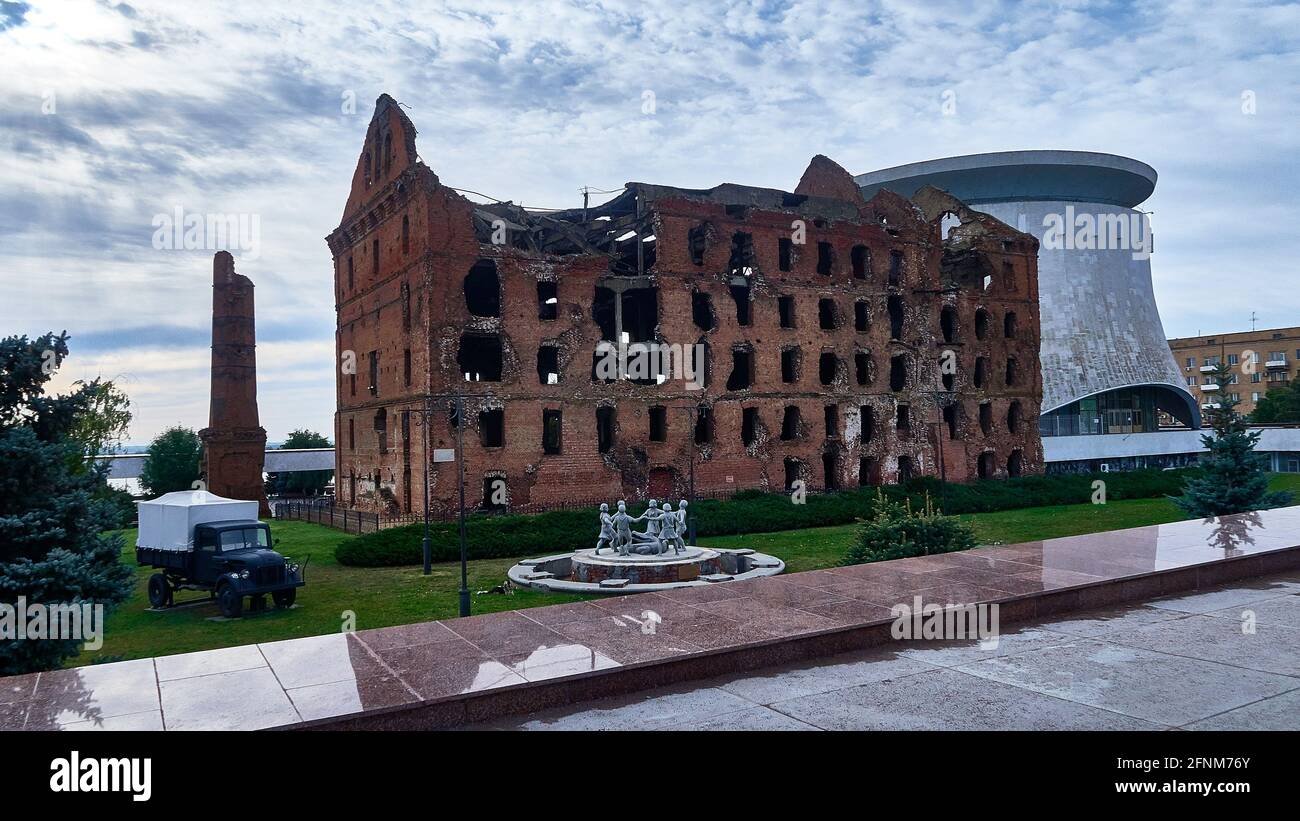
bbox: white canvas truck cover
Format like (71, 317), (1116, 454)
(136, 491), (261, 551)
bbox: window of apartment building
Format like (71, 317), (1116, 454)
(1228, 353), (1239, 365)
(1204, 355), (1220, 367)
(1253, 392), (1261, 402)
(649, 406), (667, 442)
(1187, 376), (1196, 386)
(1269, 351), (1288, 363)
(542, 409), (562, 455)
(1185, 356), (1194, 368)
(1252, 372), (1262, 383)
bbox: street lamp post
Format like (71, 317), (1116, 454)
(456, 392), (470, 617)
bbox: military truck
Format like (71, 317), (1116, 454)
(135, 491), (306, 618)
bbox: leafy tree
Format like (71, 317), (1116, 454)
(0, 332), (136, 674)
(138, 426), (203, 497)
(1175, 362), (1293, 518)
(267, 429), (333, 496)
(1250, 380), (1300, 424)
(844, 490), (976, 565)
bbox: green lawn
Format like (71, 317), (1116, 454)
(79, 472), (1300, 667)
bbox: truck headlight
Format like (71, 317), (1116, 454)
(289, 563), (300, 574)
(239, 570), (250, 580)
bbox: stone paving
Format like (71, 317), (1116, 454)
(2, 506), (1299, 730)
(470, 570), (1300, 730)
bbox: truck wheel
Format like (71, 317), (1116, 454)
(217, 584), (243, 619)
(147, 574), (172, 608)
(272, 588), (297, 609)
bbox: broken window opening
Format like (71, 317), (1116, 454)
(692, 291), (715, 331)
(888, 295), (904, 340)
(372, 238), (379, 277)
(973, 356), (988, 390)
(781, 406), (801, 441)
(403, 348), (411, 387)
(897, 455), (913, 483)
(824, 404), (838, 438)
(888, 250), (903, 286)
(816, 242), (834, 276)
(1007, 449), (1024, 477)
(940, 305), (958, 344)
(975, 307), (990, 340)
(889, 354), (908, 392)
(464, 259), (501, 317)
(1007, 400), (1022, 434)
(596, 406), (616, 454)
(479, 409), (505, 448)
(859, 457), (880, 487)
(851, 245), (870, 279)
(979, 401), (993, 435)
(728, 232), (755, 278)
(448, 402), (461, 430)
(860, 405), (874, 443)
(1003, 311), (1018, 339)
(741, 407), (759, 447)
(854, 352), (871, 386)
(537, 344), (560, 385)
(726, 347), (754, 391)
(347, 256), (354, 290)
(649, 406), (667, 442)
(896, 404), (910, 432)
(729, 284), (752, 326)
(977, 451), (995, 479)
(688, 224), (708, 266)
(822, 450), (839, 490)
(854, 300), (869, 333)
(542, 409), (562, 455)
(1002, 260), (1017, 291)
(1005, 357), (1018, 387)
(779, 295), (796, 329)
(943, 403), (959, 440)
(818, 298), (838, 331)
(373, 409), (389, 446)
(693, 405), (713, 444)
(778, 238), (793, 272)
(781, 347), (800, 383)
(458, 333), (503, 382)
(784, 457), (802, 491)
(368, 350), (379, 396)
(594, 284), (659, 345)
(537, 281), (558, 321)
(942, 370), (955, 392)
(819, 352), (839, 386)
(348, 417), (355, 450)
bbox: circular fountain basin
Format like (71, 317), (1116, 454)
(507, 545), (785, 595)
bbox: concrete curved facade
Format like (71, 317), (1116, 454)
(856, 151), (1199, 433)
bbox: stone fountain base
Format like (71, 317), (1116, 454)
(507, 545), (785, 594)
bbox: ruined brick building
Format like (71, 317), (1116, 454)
(329, 95), (1043, 515)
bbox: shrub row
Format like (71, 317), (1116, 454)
(333, 468), (1190, 567)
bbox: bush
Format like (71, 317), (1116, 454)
(335, 468), (1190, 567)
(843, 491), (977, 565)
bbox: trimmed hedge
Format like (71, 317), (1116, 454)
(334, 468), (1191, 567)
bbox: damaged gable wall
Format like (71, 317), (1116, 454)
(328, 98), (1044, 515)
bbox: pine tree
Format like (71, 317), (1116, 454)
(1175, 361), (1293, 518)
(0, 332), (136, 674)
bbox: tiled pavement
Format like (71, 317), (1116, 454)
(470, 571), (1300, 730)
(3, 506), (1300, 730)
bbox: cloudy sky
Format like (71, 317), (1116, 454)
(2, 0), (1297, 446)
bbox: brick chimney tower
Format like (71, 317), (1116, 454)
(199, 251), (270, 515)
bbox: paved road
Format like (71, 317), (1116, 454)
(469, 570), (1300, 730)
